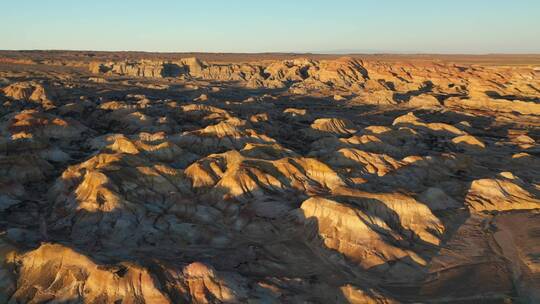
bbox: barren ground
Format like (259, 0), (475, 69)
(0, 51), (539, 303)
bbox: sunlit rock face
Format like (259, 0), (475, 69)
(0, 52), (539, 303)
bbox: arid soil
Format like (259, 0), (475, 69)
(0, 52), (539, 303)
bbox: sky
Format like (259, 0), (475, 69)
(1, 0), (539, 54)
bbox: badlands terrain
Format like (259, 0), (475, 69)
(0, 51), (539, 303)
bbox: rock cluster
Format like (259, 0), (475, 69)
(0, 53), (538, 303)
(89, 57), (540, 116)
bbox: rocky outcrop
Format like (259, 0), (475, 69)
(305, 117), (358, 138)
(1, 81), (56, 109)
(0, 52), (538, 303)
(173, 118), (277, 155)
(466, 177), (540, 211)
(9, 243), (171, 303)
(86, 56), (540, 118)
(299, 195), (441, 272)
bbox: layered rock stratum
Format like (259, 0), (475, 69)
(0, 52), (539, 303)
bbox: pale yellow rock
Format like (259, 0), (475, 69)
(183, 262), (247, 303)
(407, 94), (440, 108)
(305, 117), (357, 138)
(452, 134), (486, 150)
(466, 178), (540, 211)
(325, 148), (402, 176)
(10, 243), (171, 303)
(393, 112), (464, 136)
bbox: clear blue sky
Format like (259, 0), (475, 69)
(1, 0), (539, 53)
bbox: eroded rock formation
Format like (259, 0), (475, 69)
(0, 52), (538, 303)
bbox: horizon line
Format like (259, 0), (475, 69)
(1, 49), (540, 56)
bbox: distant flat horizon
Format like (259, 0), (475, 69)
(1, 49), (540, 56)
